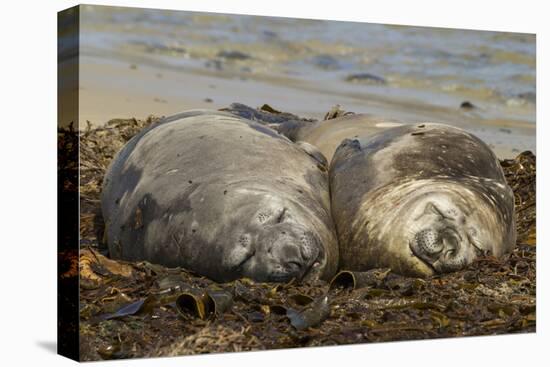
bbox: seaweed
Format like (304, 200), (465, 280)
(68, 109), (536, 360)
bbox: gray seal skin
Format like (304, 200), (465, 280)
(329, 123), (516, 277)
(221, 104), (401, 163)
(101, 110), (338, 283)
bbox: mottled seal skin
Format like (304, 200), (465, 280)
(101, 110), (338, 283)
(277, 113), (404, 162)
(329, 123), (516, 277)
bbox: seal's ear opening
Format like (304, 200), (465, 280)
(296, 141), (328, 171)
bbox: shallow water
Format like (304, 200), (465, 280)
(77, 5), (536, 157)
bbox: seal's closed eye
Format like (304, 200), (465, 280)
(276, 208), (288, 223)
(258, 207), (291, 225)
(416, 202), (453, 221)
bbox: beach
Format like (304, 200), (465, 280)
(71, 5), (535, 158)
(56, 6), (537, 359)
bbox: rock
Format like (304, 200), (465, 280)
(312, 54), (341, 70)
(460, 101), (475, 109)
(217, 50), (251, 60)
(345, 73), (386, 85)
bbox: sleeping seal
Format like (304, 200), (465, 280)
(101, 110), (338, 283)
(329, 123), (516, 276)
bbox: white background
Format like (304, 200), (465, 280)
(0, 0), (546, 365)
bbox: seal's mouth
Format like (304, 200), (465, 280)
(409, 241), (438, 274)
(410, 233), (487, 275)
(266, 251), (324, 283)
(266, 237), (325, 283)
(235, 224), (326, 283)
(409, 237), (463, 274)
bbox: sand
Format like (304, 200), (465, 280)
(77, 54), (535, 159)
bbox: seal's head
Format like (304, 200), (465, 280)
(405, 190), (491, 273)
(359, 179), (513, 277)
(223, 196), (326, 282)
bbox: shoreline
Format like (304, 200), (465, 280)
(77, 55), (535, 159)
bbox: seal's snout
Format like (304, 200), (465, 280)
(273, 235), (319, 271)
(406, 198), (480, 274)
(260, 227), (322, 281)
(411, 226), (466, 273)
(414, 229), (444, 256)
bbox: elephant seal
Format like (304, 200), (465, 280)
(329, 123), (516, 276)
(276, 113), (405, 162)
(221, 104), (403, 162)
(101, 110), (338, 283)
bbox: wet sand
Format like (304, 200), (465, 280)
(79, 54), (535, 158)
(73, 6), (536, 159)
